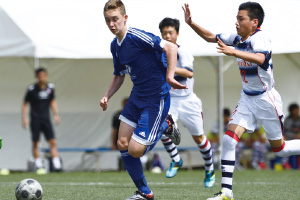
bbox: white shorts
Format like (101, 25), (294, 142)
(230, 88), (284, 140)
(169, 93), (204, 136)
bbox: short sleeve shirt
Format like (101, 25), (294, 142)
(24, 83), (55, 119)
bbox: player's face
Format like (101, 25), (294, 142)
(235, 10), (257, 41)
(104, 9), (128, 36)
(161, 26), (178, 44)
(36, 71), (48, 84)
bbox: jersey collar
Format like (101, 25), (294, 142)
(117, 27), (128, 46)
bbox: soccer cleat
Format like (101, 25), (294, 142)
(164, 114), (181, 145)
(125, 190), (154, 200)
(204, 170), (215, 188)
(206, 191), (234, 200)
(166, 159), (183, 178)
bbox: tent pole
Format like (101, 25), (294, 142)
(34, 57), (39, 69)
(217, 56), (224, 170)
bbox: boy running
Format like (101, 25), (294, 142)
(101, 1), (186, 199)
(182, 2), (300, 199)
(158, 17), (215, 188)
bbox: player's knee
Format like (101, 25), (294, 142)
(117, 138), (129, 150)
(128, 149), (143, 158)
(192, 134), (205, 144)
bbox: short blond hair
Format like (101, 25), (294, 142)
(104, 0), (126, 15)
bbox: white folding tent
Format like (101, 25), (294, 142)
(0, 0), (299, 171)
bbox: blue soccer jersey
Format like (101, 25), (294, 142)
(110, 27), (172, 146)
(111, 27), (171, 102)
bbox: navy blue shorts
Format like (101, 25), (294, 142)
(30, 118), (55, 142)
(119, 94), (170, 146)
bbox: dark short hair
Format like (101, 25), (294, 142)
(159, 17), (180, 33)
(35, 67), (47, 76)
(289, 103), (299, 113)
(104, 0), (126, 15)
(224, 108), (231, 116)
(239, 1), (264, 28)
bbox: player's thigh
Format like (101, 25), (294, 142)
(30, 119), (41, 142)
(229, 95), (257, 134)
(255, 90), (284, 140)
(41, 119), (55, 141)
(179, 95), (204, 135)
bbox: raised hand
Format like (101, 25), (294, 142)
(182, 3), (192, 25)
(216, 37), (233, 56)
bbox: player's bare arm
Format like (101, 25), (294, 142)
(50, 99), (60, 125)
(100, 75), (125, 111)
(175, 67), (193, 78)
(163, 41), (188, 89)
(182, 3), (216, 43)
(21, 102), (28, 129)
(217, 37), (265, 65)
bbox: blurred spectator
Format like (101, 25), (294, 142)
(22, 67), (62, 174)
(247, 125), (268, 170)
(284, 103), (300, 140)
(282, 103), (300, 169)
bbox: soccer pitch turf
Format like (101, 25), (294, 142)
(1, 169), (300, 199)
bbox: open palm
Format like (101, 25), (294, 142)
(182, 3), (192, 25)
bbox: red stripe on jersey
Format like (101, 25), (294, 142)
(199, 138), (209, 149)
(225, 130), (240, 142)
(271, 141), (286, 153)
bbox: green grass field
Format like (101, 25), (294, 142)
(1, 169), (300, 200)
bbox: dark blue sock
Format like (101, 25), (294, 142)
(120, 150), (151, 194)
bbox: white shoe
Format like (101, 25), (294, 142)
(207, 191), (234, 200)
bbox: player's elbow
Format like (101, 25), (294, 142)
(186, 72), (193, 79)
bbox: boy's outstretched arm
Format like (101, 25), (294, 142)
(182, 3), (216, 43)
(217, 37), (265, 65)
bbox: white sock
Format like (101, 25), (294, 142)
(52, 157), (61, 169)
(34, 158), (43, 169)
(221, 131), (239, 196)
(161, 134), (181, 162)
(274, 140), (300, 157)
(198, 135), (214, 171)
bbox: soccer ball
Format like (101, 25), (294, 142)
(15, 179), (43, 200)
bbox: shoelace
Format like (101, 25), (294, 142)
(214, 191), (222, 197)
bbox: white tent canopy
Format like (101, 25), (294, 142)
(1, 0), (300, 58)
(0, 0), (300, 171)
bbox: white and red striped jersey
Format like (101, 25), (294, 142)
(217, 29), (274, 96)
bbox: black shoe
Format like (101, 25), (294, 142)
(164, 114), (181, 145)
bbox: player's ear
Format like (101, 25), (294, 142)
(252, 19), (259, 28)
(124, 14), (128, 23)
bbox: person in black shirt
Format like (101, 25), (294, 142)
(22, 67), (62, 173)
